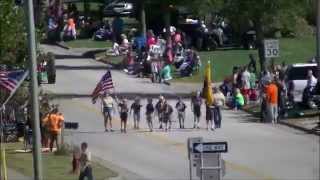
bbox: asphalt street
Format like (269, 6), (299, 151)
(42, 45), (320, 180)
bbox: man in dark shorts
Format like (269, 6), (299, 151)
(163, 101), (173, 131)
(155, 96), (165, 129)
(206, 103), (215, 131)
(118, 98), (129, 133)
(175, 97), (186, 129)
(191, 91), (202, 129)
(130, 97), (142, 129)
(146, 98), (155, 132)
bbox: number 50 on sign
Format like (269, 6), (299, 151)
(264, 39), (280, 58)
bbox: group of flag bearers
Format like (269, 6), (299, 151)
(92, 61), (221, 133)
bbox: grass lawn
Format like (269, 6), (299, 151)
(4, 142), (117, 180)
(64, 39), (112, 49)
(175, 36), (316, 83)
(93, 36), (316, 83)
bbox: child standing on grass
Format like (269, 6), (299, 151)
(79, 142), (93, 180)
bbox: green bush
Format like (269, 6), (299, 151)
(46, 52), (56, 84)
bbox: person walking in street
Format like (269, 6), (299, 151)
(205, 102), (215, 131)
(130, 97), (142, 129)
(79, 142), (93, 180)
(163, 101), (173, 131)
(145, 98), (155, 132)
(265, 80), (279, 124)
(213, 87), (225, 128)
(118, 98), (129, 133)
(175, 97), (186, 129)
(191, 91), (202, 129)
(101, 93), (115, 132)
(44, 106), (64, 152)
(156, 96), (166, 129)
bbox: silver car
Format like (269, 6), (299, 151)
(286, 63), (318, 102)
(104, 0), (134, 16)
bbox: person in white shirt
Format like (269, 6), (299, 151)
(101, 93), (115, 132)
(213, 87), (225, 128)
(241, 66), (251, 104)
(307, 70), (317, 88)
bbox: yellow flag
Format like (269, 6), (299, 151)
(202, 61), (214, 105)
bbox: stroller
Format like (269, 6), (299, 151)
(93, 27), (112, 41)
(179, 50), (200, 77)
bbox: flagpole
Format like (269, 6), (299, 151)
(26, 0), (43, 178)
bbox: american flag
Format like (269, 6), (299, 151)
(0, 70), (28, 93)
(91, 70), (114, 104)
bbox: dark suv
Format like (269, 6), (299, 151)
(178, 23), (218, 51)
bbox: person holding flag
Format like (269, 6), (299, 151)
(202, 61), (215, 130)
(91, 70), (115, 132)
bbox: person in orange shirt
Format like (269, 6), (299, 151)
(265, 80), (278, 124)
(46, 107), (64, 152)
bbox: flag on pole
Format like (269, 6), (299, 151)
(91, 70), (114, 104)
(202, 61), (214, 105)
(0, 70), (28, 93)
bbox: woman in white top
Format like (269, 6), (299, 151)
(101, 93), (115, 132)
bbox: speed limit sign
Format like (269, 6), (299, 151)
(264, 39), (280, 58)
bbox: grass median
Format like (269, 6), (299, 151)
(94, 36), (315, 83)
(64, 39), (112, 49)
(5, 142), (117, 180)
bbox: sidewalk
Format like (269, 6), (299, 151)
(280, 117), (320, 135)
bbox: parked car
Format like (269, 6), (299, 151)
(178, 22), (218, 51)
(178, 22), (256, 51)
(103, 0), (134, 16)
(285, 63), (318, 103)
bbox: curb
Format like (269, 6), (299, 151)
(279, 120), (320, 136)
(55, 42), (70, 50)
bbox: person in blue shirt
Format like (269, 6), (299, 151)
(112, 16), (124, 44)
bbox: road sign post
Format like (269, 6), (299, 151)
(264, 39), (280, 59)
(188, 137), (203, 180)
(188, 138), (228, 180)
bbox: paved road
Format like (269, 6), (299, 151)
(41, 44), (200, 97)
(42, 45), (319, 180)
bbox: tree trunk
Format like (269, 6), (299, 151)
(254, 18), (266, 73)
(140, 0), (147, 37)
(164, 8), (171, 40)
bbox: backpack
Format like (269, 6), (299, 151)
(176, 102), (186, 112)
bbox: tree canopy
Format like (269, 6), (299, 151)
(0, 0), (27, 66)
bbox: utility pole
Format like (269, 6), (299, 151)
(26, 0), (43, 179)
(141, 0), (147, 38)
(316, 0), (320, 80)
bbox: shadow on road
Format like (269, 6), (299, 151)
(67, 128), (215, 135)
(56, 65), (111, 70)
(54, 49), (106, 60)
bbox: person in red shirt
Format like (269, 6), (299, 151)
(265, 80), (278, 124)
